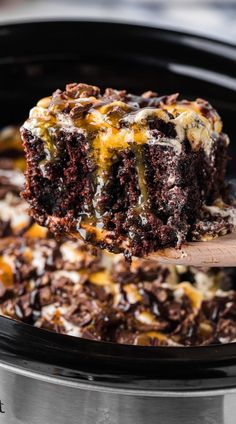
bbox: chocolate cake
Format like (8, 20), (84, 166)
(21, 83), (236, 258)
(1, 127), (236, 346)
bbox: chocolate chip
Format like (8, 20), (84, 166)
(66, 83), (100, 99)
(166, 301), (183, 321)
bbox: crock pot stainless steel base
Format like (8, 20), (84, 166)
(0, 364), (235, 424)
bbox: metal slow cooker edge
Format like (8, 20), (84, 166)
(1, 315), (236, 424)
(0, 355), (235, 424)
(0, 367), (234, 424)
(0, 20), (236, 424)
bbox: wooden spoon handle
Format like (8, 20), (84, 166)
(147, 232), (236, 267)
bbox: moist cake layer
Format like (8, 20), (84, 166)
(21, 83), (235, 257)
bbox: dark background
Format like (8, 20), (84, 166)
(0, 0), (235, 44)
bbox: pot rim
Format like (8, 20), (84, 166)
(1, 358), (236, 397)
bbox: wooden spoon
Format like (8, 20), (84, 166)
(147, 231), (236, 267)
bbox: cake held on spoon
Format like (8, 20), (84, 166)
(21, 83), (236, 262)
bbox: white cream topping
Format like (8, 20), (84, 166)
(0, 193), (30, 230)
(24, 102), (218, 158)
(31, 249), (47, 276)
(60, 241), (85, 263)
(204, 204), (236, 228)
(59, 317), (82, 337)
(0, 169), (25, 187)
(173, 111), (213, 155)
(40, 304), (82, 337)
(53, 270), (82, 284)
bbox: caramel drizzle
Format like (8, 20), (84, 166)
(74, 104), (151, 238)
(0, 257), (13, 287)
(26, 95), (223, 243)
(89, 106), (151, 232)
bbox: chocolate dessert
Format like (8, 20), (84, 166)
(21, 83), (236, 258)
(1, 235), (236, 346)
(1, 126), (236, 346)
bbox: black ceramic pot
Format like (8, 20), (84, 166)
(0, 20), (235, 424)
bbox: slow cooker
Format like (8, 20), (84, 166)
(0, 21), (235, 424)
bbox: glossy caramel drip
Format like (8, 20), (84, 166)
(123, 283), (142, 303)
(0, 257), (13, 287)
(79, 102), (150, 230)
(176, 282), (203, 311)
(87, 102), (131, 222)
(90, 105), (130, 170)
(25, 223), (48, 239)
(135, 331), (169, 345)
(73, 215), (110, 244)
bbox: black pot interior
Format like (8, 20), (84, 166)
(0, 21), (236, 391)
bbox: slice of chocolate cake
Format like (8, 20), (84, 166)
(21, 83), (235, 257)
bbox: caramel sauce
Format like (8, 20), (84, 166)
(146, 331), (167, 340)
(75, 102), (149, 232)
(22, 247), (33, 262)
(25, 223), (48, 239)
(0, 257), (13, 287)
(74, 218), (110, 242)
(89, 270), (112, 286)
(177, 282), (203, 310)
(134, 331), (167, 345)
(89, 270), (120, 297)
(123, 283), (142, 304)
